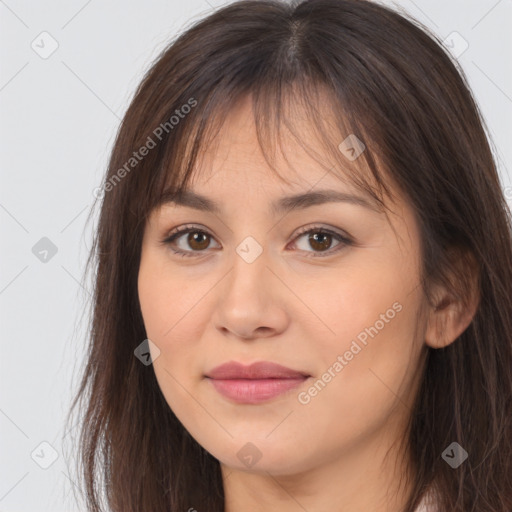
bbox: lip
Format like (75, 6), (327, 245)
(206, 361), (310, 380)
(205, 361), (310, 404)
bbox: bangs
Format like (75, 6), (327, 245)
(146, 76), (396, 220)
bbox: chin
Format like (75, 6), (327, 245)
(213, 439), (314, 476)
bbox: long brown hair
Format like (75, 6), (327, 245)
(65, 1), (512, 510)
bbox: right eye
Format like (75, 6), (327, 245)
(161, 225), (220, 257)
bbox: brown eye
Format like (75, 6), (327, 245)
(186, 231), (210, 251)
(162, 226), (219, 257)
(307, 232), (334, 252)
(292, 226), (353, 258)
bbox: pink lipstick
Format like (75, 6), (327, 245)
(205, 361), (310, 404)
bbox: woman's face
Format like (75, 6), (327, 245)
(138, 96), (428, 477)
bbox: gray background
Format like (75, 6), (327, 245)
(1, 0), (511, 510)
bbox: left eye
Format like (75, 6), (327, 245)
(161, 225), (353, 258)
(292, 228), (348, 255)
(288, 225), (353, 257)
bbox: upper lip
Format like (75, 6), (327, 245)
(205, 361), (310, 380)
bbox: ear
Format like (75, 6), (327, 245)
(424, 249), (480, 349)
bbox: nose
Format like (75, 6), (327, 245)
(212, 244), (290, 341)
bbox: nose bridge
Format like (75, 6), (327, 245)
(226, 235), (269, 308)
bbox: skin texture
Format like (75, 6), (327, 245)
(138, 96), (477, 511)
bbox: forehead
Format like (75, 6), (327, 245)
(194, 93), (338, 174)
(159, 95), (392, 213)
(153, 88), (413, 226)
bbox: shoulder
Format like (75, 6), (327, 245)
(414, 489), (439, 512)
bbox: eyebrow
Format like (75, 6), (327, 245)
(157, 188), (382, 215)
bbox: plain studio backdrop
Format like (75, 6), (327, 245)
(0, 0), (511, 510)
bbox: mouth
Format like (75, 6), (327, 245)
(204, 361), (311, 404)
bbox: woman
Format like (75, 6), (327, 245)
(67, 1), (512, 510)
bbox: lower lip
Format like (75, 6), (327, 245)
(207, 377), (308, 404)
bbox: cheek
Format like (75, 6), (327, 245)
(307, 252), (418, 354)
(292, 278), (423, 457)
(137, 258), (209, 420)
(137, 253), (217, 401)
(299, 248), (423, 412)
(138, 253), (208, 346)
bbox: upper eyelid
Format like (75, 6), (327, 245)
(164, 223), (349, 239)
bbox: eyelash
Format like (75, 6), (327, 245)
(160, 223), (354, 259)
